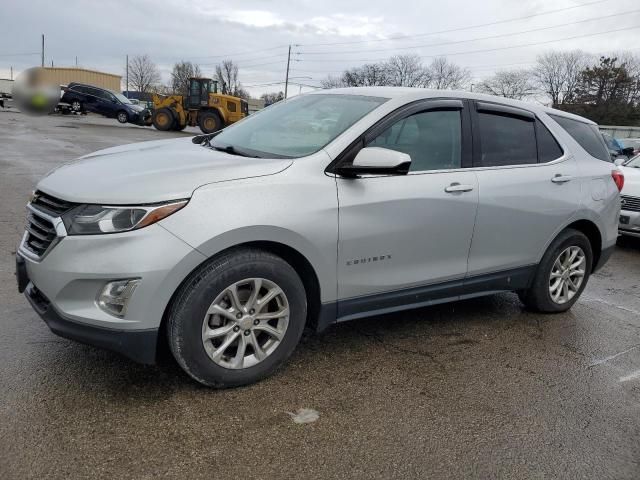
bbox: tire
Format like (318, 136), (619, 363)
(152, 107), (175, 131)
(116, 110), (128, 124)
(167, 248), (307, 388)
(198, 110), (223, 134)
(71, 100), (83, 112)
(172, 122), (187, 131)
(518, 228), (593, 313)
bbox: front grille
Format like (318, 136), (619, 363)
(31, 191), (75, 216)
(24, 212), (57, 257)
(22, 191), (75, 258)
(621, 195), (640, 213)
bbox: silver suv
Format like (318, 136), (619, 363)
(16, 88), (622, 387)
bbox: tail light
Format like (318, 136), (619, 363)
(612, 169), (624, 191)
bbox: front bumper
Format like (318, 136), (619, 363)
(618, 208), (640, 238)
(24, 282), (158, 364)
(18, 219), (206, 363)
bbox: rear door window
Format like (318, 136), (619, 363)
(536, 121), (564, 163)
(476, 111), (537, 167)
(549, 114), (609, 162)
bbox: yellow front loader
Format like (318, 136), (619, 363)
(149, 78), (247, 134)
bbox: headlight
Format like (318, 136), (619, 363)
(62, 200), (187, 235)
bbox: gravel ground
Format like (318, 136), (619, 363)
(1, 110), (639, 479)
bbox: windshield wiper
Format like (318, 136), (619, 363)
(211, 143), (260, 158)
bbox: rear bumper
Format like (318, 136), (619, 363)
(25, 283), (158, 364)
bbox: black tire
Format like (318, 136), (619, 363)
(152, 107), (175, 131)
(518, 228), (593, 313)
(167, 248), (307, 388)
(116, 110), (128, 124)
(172, 122), (187, 131)
(198, 110), (223, 134)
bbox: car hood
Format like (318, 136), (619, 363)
(621, 165), (640, 197)
(37, 137), (293, 204)
(128, 104), (145, 112)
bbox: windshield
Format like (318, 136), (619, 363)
(114, 92), (132, 104)
(211, 94), (388, 158)
(626, 154), (640, 168)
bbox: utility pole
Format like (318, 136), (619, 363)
(126, 55), (129, 98)
(75, 56), (78, 66)
(10, 66), (13, 80)
(284, 45), (291, 99)
(41, 34), (45, 67)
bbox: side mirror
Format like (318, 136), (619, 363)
(335, 147), (411, 177)
(614, 157), (626, 166)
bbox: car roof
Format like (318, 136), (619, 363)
(308, 86), (597, 125)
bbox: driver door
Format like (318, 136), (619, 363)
(336, 99), (479, 319)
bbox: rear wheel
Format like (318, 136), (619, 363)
(152, 107), (175, 131)
(167, 249), (307, 388)
(172, 122), (187, 131)
(198, 110), (223, 134)
(518, 229), (592, 312)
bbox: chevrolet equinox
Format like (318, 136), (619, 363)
(16, 88), (622, 387)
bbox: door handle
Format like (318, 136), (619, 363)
(445, 183), (474, 193)
(551, 174), (573, 184)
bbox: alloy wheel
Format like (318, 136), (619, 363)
(549, 246), (586, 304)
(201, 278), (289, 369)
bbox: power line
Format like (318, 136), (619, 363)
(295, 25), (640, 64)
(297, 0), (611, 47)
(0, 52), (39, 57)
(298, 9), (640, 57)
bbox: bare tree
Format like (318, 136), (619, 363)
(533, 50), (590, 106)
(128, 54), (160, 94)
(426, 57), (471, 90)
(260, 91), (285, 106)
(170, 61), (202, 96)
(320, 75), (346, 89)
(215, 59), (247, 97)
(385, 54), (428, 87)
(342, 63), (391, 87)
(476, 69), (536, 100)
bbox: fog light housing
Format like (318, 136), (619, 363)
(97, 279), (140, 318)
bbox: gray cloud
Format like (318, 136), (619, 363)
(1, 0), (638, 97)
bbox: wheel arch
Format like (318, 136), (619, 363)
(565, 218), (602, 272)
(157, 239), (324, 360)
(198, 106), (226, 124)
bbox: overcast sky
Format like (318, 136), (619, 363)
(1, 0), (639, 97)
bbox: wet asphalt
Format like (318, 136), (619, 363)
(1, 110), (639, 479)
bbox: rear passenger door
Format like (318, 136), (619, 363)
(466, 102), (580, 279)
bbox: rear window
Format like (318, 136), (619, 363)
(549, 114), (609, 162)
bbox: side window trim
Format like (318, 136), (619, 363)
(476, 101), (535, 121)
(328, 98), (471, 174)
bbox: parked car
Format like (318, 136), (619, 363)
(16, 88), (621, 387)
(618, 138), (640, 156)
(602, 132), (635, 161)
(615, 154), (640, 238)
(60, 82), (147, 124)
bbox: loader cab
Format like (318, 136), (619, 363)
(188, 78), (217, 108)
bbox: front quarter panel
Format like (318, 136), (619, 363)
(159, 151), (339, 303)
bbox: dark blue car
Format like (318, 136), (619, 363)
(61, 82), (147, 124)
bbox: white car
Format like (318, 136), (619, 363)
(618, 154), (640, 237)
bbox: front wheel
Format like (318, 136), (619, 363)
(167, 249), (307, 388)
(71, 100), (83, 112)
(116, 110), (128, 124)
(518, 229), (593, 312)
(198, 110), (223, 134)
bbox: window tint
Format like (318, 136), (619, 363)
(549, 114), (609, 162)
(537, 121), (563, 162)
(368, 110), (462, 171)
(477, 112), (537, 167)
